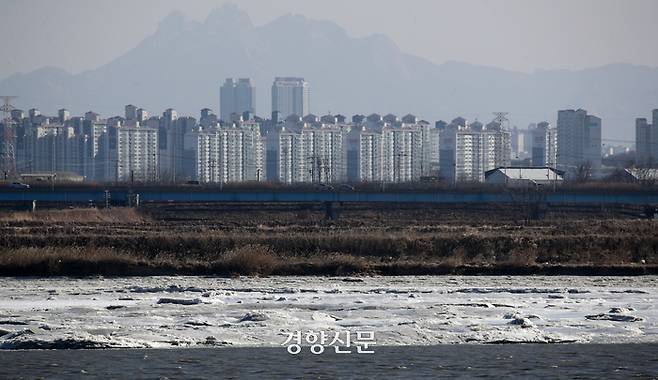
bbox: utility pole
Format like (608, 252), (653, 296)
(209, 158), (216, 185)
(51, 127), (56, 177)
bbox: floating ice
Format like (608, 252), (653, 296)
(156, 298), (202, 305)
(0, 276), (655, 348)
(238, 312), (269, 323)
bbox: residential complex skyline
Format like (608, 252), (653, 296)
(2, 86), (651, 186)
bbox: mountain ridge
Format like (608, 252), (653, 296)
(1, 4), (657, 141)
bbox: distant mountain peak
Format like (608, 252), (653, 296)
(1, 4), (657, 143)
(157, 10), (188, 32)
(362, 33), (399, 51)
(205, 3), (253, 31)
(264, 12), (349, 40)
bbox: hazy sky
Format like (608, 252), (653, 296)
(2, 0), (658, 79)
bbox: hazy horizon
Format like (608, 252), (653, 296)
(2, 0), (658, 80)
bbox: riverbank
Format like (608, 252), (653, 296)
(0, 206), (656, 276)
(0, 247), (655, 277)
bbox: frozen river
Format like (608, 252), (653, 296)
(0, 276), (656, 349)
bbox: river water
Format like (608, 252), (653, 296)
(0, 344), (656, 379)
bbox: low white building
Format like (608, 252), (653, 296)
(484, 166), (564, 187)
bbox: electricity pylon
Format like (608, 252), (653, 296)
(1, 96), (18, 179)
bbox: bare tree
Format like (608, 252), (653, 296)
(572, 161), (593, 183)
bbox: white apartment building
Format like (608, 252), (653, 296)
(25, 124), (92, 178)
(381, 124), (424, 183)
(81, 120), (108, 181)
(356, 119), (434, 183)
(358, 127), (382, 182)
(439, 119), (511, 182)
(277, 123), (348, 183)
(186, 121), (264, 183)
(556, 109), (601, 172)
(116, 126), (159, 182)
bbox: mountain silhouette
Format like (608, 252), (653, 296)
(1, 3), (657, 141)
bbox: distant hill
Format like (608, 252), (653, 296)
(2, 3), (657, 141)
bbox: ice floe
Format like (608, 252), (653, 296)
(0, 275), (655, 349)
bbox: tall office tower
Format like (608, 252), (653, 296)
(125, 104), (138, 121)
(439, 118), (511, 183)
(636, 109), (658, 167)
(58, 109), (70, 123)
(115, 126), (159, 182)
(220, 78), (256, 122)
(556, 109), (602, 172)
(530, 121), (557, 167)
(271, 77), (310, 118)
(636, 118), (651, 166)
(185, 120), (264, 183)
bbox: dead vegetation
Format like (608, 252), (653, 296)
(0, 208), (147, 224)
(0, 204), (656, 276)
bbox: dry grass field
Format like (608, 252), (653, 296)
(0, 203), (656, 276)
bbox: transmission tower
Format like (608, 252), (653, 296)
(492, 112), (510, 129)
(1, 96), (18, 179)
